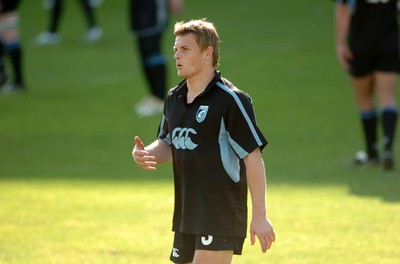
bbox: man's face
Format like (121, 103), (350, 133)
(173, 34), (208, 79)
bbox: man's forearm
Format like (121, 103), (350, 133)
(145, 139), (172, 164)
(244, 149), (268, 216)
(335, 3), (350, 46)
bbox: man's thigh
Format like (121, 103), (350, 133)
(193, 249), (233, 264)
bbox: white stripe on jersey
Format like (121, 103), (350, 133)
(216, 82), (263, 147)
(158, 114), (171, 145)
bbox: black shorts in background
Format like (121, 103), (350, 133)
(349, 32), (400, 77)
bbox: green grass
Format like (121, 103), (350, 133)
(1, 1), (400, 263)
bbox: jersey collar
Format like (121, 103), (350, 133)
(175, 71), (221, 102)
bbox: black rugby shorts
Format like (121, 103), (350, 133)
(350, 34), (400, 76)
(169, 232), (245, 263)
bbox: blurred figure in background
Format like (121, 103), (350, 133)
(129, 0), (183, 117)
(335, 0), (399, 170)
(0, 0), (25, 93)
(35, 0), (103, 45)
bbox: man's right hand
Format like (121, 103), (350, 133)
(132, 136), (157, 171)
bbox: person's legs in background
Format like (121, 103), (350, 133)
(375, 71), (398, 170)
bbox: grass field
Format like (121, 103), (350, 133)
(1, 1), (400, 263)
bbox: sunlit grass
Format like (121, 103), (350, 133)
(1, 0), (399, 263)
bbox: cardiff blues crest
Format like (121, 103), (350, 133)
(196, 105), (209, 123)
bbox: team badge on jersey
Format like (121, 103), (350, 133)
(196, 105), (209, 123)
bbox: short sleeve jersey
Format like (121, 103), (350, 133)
(336, 0), (399, 52)
(157, 72), (268, 238)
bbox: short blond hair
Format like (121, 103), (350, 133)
(174, 18), (220, 68)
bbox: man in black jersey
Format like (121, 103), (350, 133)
(335, 0), (399, 170)
(133, 19), (275, 263)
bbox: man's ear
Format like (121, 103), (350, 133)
(205, 46), (214, 60)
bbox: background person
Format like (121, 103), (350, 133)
(0, 0), (25, 93)
(335, 0), (399, 170)
(35, 0), (102, 45)
(129, 0), (183, 116)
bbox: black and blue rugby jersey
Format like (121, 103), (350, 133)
(157, 72), (268, 238)
(337, 0), (399, 51)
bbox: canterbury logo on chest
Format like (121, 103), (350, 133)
(170, 105), (210, 150)
(171, 127), (198, 150)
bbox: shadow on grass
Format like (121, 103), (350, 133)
(265, 152), (400, 203)
(347, 167), (400, 202)
(1, 151), (399, 203)
(0, 162), (174, 184)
